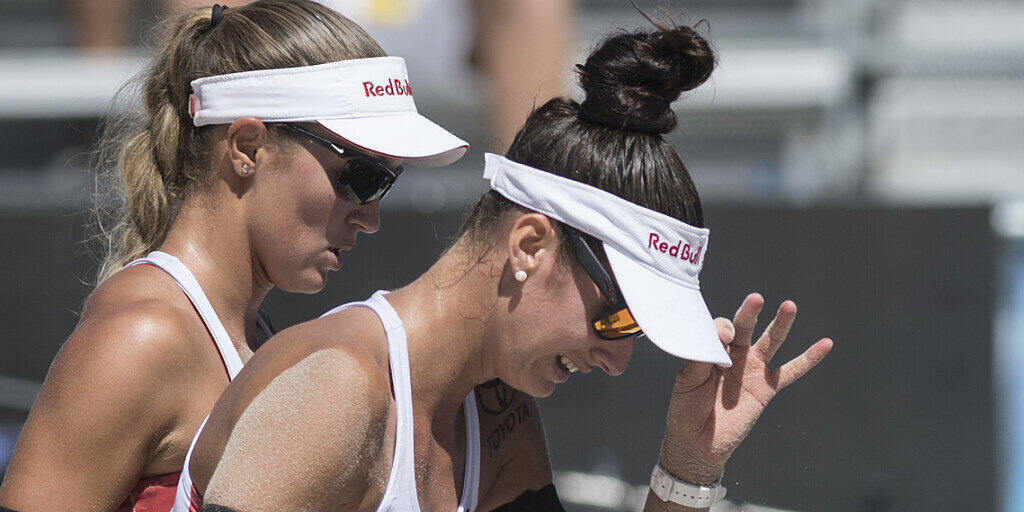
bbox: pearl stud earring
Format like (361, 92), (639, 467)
(514, 270), (528, 282)
(240, 164), (251, 175)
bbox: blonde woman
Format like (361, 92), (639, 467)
(0, 2), (466, 511)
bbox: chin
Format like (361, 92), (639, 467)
(506, 374), (555, 399)
(276, 269), (329, 294)
(529, 382), (556, 398)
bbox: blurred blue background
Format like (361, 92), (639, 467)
(1, 1), (1023, 511)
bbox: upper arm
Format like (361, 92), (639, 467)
(203, 346), (390, 512)
(0, 303), (194, 511)
(476, 380), (553, 511)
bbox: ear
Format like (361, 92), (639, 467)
(506, 213), (560, 279)
(225, 117), (268, 179)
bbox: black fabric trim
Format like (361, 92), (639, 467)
(202, 505), (242, 512)
(0, 506), (24, 512)
(489, 484), (565, 512)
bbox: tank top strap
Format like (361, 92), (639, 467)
(324, 291), (418, 510)
(322, 290), (481, 512)
(361, 291), (416, 425)
(125, 251), (244, 379)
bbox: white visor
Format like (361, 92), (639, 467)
(483, 153), (730, 366)
(189, 56), (468, 167)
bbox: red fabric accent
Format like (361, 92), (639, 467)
(114, 472), (179, 512)
(187, 483), (204, 512)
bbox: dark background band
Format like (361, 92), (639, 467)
(0, 205), (997, 512)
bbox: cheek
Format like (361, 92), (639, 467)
(265, 163), (334, 239)
(562, 265), (606, 337)
(496, 263), (606, 392)
(250, 156), (338, 287)
(293, 182), (336, 232)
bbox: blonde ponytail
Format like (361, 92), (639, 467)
(117, 129), (174, 269)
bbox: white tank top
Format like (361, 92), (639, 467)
(122, 250), (266, 512)
(322, 291), (481, 512)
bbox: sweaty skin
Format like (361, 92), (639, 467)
(206, 349), (386, 512)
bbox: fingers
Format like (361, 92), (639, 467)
(714, 317), (735, 345)
(773, 338), (833, 390)
(753, 300), (798, 362)
(731, 293), (764, 347)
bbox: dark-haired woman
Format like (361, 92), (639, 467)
(0, 2), (467, 511)
(177, 20), (832, 512)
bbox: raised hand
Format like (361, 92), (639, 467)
(656, 293), (833, 485)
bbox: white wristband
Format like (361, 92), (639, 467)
(649, 464), (727, 508)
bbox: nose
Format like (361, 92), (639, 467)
(591, 336), (635, 376)
(349, 199), (381, 234)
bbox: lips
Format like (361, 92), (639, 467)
(327, 245), (352, 271)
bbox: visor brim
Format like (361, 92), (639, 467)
(604, 243), (732, 366)
(318, 113), (468, 167)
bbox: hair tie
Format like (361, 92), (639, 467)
(211, 4), (228, 28)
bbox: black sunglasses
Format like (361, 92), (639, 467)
(278, 123), (404, 205)
(561, 224), (643, 340)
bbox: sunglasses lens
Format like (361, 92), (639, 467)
(340, 158), (394, 204)
(593, 307), (642, 340)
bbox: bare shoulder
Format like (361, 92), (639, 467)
(232, 304), (393, 412)
(42, 265), (214, 421)
(202, 344), (392, 511)
(256, 342), (391, 411)
(0, 266), (220, 508)
(56, 266), (218, 389)
(194, 305), (393, 473)
(223, 341), (392, 437)
(196, 302), (395, 510)
(476, 380), (553, 510)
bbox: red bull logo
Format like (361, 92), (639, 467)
(362, 78), (413, 97)
(648, 232), (703, 265)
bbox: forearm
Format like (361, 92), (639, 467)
(1, 445), (128, 511)
(472, 0), (574, 150)
(0, 413), (153, 511)
(70, 0), (133, 50)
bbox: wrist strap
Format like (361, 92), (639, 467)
(649, 464), (727, 508)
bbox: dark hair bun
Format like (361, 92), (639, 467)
(577, 24), (715, 134)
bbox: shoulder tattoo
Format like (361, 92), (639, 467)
(478, 378), (517, 416)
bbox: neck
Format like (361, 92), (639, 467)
(157, 195), (272, 357)
(386, 242), (502, 427)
